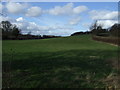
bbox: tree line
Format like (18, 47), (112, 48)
(71, 21), (120, 37)
(0, 21), (61, 40)
(71, 31), (91, 36)
(1, 20), (119, 40)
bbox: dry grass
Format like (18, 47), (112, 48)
(103, 58), (120, 90)
(92, 35), (120, 46)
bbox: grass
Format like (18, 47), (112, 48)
(2, 35), (118, 88)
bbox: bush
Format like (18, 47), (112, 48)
(0, 21), (21, 40)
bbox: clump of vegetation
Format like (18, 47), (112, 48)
(90, 20), (120, 37)
(109, 24), (120, 37)
(0, 21), (21, 40)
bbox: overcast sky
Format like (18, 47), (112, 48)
(0, 2), (118, 36)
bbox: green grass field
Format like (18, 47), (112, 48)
(3, 35), (118, 88)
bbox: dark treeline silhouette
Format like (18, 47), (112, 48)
(0, 21), (61, 40)
(1, 21), (21, 40)
(71, 31), (91, 36)
(42, 35), (61, 39)
(17, 34), (42, 40)
(90, 20), (120, 37)
(109, 23), (120, 37)
(17, 34), (61, 40)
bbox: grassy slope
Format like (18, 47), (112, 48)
(3, 35), (118, 88)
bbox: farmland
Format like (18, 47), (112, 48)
(2, 35), (118, 88)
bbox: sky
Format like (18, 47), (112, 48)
(0, 2), (118, 36)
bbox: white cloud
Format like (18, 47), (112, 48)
(13, 18), (28, 32)
(97, 20), (117, 28)
(47, 3), (88, 15)
(26, 7), (42, 17)
(13, 17), (75, 35)
(16, 17), (24, 22)
(89, 10), (118, 20)
(73, 6), (88, 14)
(69, 17), (81, 25)
(27, 24), (76, 36)
(6, 2), (27, 14)
(0, 16), (82, 36)
(48, 3), (73, 15)
(4, 2), (87, 17)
